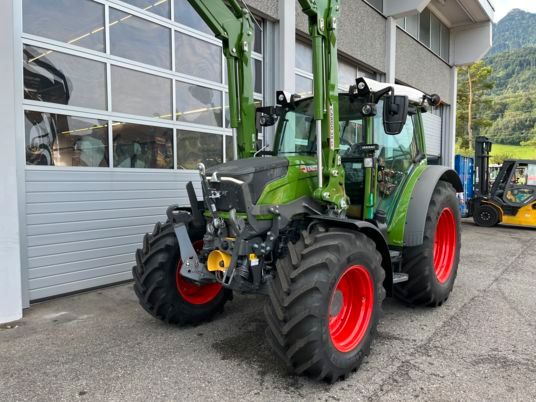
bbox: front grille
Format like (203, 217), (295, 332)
(209, 181), (248, 212)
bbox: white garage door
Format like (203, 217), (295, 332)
(422, 111), (442, 157)
(25, 170), (198, 300)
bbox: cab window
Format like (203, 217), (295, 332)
(504, 163), (536, 205)
(276, 95), (366, 156)
(528, 164), (536, 186)
(374, 101), (419, 213)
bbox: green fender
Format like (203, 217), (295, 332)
(388, 165), (463, 248)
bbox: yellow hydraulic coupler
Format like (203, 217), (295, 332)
(207, 250), (232, 272)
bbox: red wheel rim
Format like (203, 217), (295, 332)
(329, 265), (374, 353)
(176, 240), (222, 305)
(433, 208), (457, 284)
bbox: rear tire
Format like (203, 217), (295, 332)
(132, 220), (231, 325)
(264, 227), (385, 383)
(394, 181), (461, 307)
(473, 204), (500, 227)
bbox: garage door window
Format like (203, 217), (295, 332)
(22, 1), (265, 169)
(25, 111), (109, 167)
(109, 8), (172, 70)
(23, 45), (107, 110)
(113, 122), (174, 169)
(122, 0), (171, 19)
(22, 0), (105, 52)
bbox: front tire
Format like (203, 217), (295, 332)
(473, 204), (500, 227)
(395, 181), (461, 307)
(132, 221), (231, 325)
(264, 227), (385, 383)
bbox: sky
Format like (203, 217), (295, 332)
(492, 0), (536, 22)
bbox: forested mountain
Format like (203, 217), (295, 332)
(484, 46), (536, 145)
(488, 9), (536, 56)
(461, 9), (536, 147)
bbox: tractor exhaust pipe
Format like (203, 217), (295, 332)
(316, 120), (322, 188)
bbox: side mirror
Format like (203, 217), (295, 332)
(383, 95), (409, 135)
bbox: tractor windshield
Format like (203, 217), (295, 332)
(276, 94), (366, 156)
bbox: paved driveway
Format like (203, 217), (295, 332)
(1, 222), (535, 401)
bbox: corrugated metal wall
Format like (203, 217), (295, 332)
(25, 169), (199, 300)
(422, 112), (442, 157)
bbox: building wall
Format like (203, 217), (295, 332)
(246, 0), (278, 19)
(396, 29), (452, 104)
(0, 0), (23, 322)
(296, 1), (386, 72)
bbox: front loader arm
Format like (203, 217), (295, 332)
(187, 0), (256, 159)
(297, 0), (348, 210)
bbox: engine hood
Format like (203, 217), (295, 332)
(206, 157), (289, 204)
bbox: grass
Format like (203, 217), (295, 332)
(490, 144), (536, 162)
(455, 143), (536, 164)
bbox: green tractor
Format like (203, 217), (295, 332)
(133, 0), (462, 382)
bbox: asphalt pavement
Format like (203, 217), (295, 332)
(1, 221), (535, 401)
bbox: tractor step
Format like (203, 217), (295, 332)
(393, 272), (409, 284)
(389, 250), (402, 263)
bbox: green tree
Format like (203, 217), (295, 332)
(457, 61), (494, 150)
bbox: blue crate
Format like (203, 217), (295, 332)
(454, 155), (474, 218)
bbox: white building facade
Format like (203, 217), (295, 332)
(1, 0), (493, 323)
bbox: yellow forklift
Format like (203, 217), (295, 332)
(471, 136), (536, 228)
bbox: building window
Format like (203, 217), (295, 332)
(176, 82), (223, 126)
(111, 66), (172, 119)
(406, 14), (419, 38)
(419, 8), (431, 48)
(175, 32), (222, 82)
(121, 0), (171, 19)
(365, 0), (383, 13)
(295, 41), (313, 97)
(22, 0), (105, 52)
(113, 122), (174, 169)
(440, 24), (450, 61)
(177, 130), (223, 169)
(109, 8), (172, 70)
(430, 14), (441, 55)
(21, 1), (265, 169)
(339, 60), (358, 90)
(23, 45), (107, 110)
(25, 111), (109, 167)
(174, 0), (212, 35)
(397, 8), (450, 62)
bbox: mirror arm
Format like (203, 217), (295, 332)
(372, 86), (394, 103)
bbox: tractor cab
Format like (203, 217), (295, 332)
(273, 79), (430, 221)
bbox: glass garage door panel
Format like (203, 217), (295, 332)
(111, 66), (172, 119)
(177, 130), (223, 169)
(112, 122), (173, 169)
(121, 0), (171, 19)
(23, 0), (105, 52)
(174, 0), (212, 35)
(175, 32), (222, 82)
(176, 82), (223, 126)
(25, 111), (109, 167)
(109, 8), (171, 69)
(23, 45), (107, 110)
